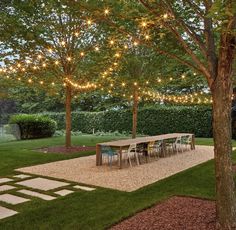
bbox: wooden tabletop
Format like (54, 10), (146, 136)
(98, 133), (193, 147)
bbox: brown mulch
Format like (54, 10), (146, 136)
(38, 146), (96, 154)
(110, 196), (216, 230)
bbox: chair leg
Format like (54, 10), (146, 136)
(128, 154), (132, 167)
(135, 152), (140, 165)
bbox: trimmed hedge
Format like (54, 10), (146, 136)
(42, 106), (212, 137)
(9, 114), (57, 140)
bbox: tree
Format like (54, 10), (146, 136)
(81, 0), (236, 228)
(100, 46), (166, 138)
(0, 0), (110, 147)
(100, 1), (236, 228)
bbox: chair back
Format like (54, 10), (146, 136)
(101, 145), (115, 156)
(155, 140), (163, 147)
(175, 136), (182, 144)
(128, 143), (137, 153)
(186, 135), (192, 142)
(148, 141), (155, 151)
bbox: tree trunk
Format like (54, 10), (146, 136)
(212, 33), (236, 230)
(132, 89), (138, 139)
(65, 85), (72, 148)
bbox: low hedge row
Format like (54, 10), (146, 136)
(43, 106), (212, 137)
(9, 114), (57, 140)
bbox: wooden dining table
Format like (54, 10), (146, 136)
(96, 133), (195, 169)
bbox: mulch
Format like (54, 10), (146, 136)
(110, 196), (216, 230)
(38, 145), (96, 154)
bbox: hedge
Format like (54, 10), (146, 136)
(9, 114), (57, 140)
(42, 106), (212, 137)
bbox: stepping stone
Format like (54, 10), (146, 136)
(0, 194), (30, 205)
(0, 185), (16, 192)
(73, 185), (96, 191)
(54, 189), (74, 196)
(18, 189), (56, 201)
(0, 206), (18, 220)
(0, 178), (13, 184)
(13, 174), (31, 179)
(16, 177), (70, 191)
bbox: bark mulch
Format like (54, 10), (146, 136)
(38, 146), (96, 154)
(110, 196), (216, 230)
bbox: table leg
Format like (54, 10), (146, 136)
(119, 146), (122, 169)
(96, 144), (102, 166)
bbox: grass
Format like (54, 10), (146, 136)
(0, 135), (235, 230)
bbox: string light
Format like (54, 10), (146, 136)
(141, 22), (147, 27)
(163, 13), (168, 19)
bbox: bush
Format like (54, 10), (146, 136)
(9, 114), (57, 140)
(41, 105), (212, 137)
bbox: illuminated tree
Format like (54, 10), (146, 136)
(92, 1), (236, 228)
(0, 0), (111, 147)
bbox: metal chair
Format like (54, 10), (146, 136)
(101, 145), (118, 167)
(123, 143), (140, 167)
(182, 135), (193, 151)
(148, 140), (163, 158)
(173, 136), (183, 153)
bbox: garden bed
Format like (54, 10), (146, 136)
(38, 145), (96, 154)
(111, 196), (216, 230)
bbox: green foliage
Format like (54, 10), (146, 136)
(9, 114), (57, 140)
(42, 106), (212, 137)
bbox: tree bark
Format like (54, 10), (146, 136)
(212, 33), (236, 230)
(132, 89), (138, 139)
(65, 85), (72, 148)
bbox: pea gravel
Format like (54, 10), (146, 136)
(17, 145), (214, 192)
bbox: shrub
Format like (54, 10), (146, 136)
(9, 114), (57, 140)
(41, 105), (212, 137)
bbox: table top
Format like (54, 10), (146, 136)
(98, 133), (194, 147)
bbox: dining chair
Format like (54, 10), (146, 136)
(165, 138), (177, 156)
(148, 140), (163, 158)
(101, 145), (118, 167)
(173, 136), (183, 153)
(123, 143), (140, 167)
(182, 135), (193, 151)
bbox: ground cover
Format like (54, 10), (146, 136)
(0, 135), (235, 229)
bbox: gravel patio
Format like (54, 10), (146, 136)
(17, 145), (214, 192)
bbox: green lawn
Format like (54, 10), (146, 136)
(0, 135), (235, 230)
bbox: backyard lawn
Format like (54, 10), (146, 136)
(0, 135), (235, 229)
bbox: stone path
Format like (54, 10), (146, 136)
(0, 178), (13, 184)
(0, 173), (96, 221)
(0, 206), (18, 220)
(0, 194), (30, 205)
(18, 189), (56, 201)
(0, 185), (16, 192)
(54, 189), (74, 196)
(16, 177), (70, 191)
